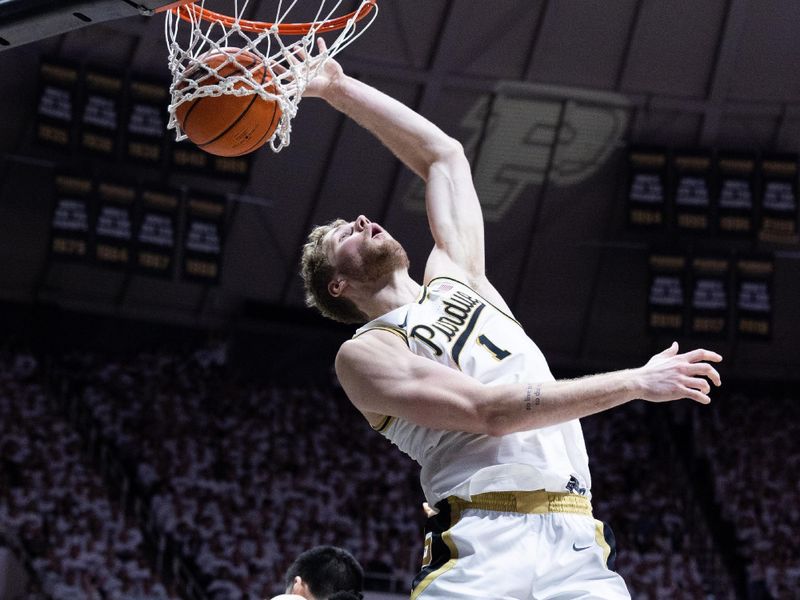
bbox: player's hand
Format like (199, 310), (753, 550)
(301, 38), (345, 99)
(635, 342), (722, 405)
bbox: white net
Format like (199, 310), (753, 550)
(164, 0), (378, 152)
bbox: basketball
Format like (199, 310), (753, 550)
(175, 48), (281, 157)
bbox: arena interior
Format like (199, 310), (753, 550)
(0, 2), (799, 599)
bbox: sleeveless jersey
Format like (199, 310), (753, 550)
(353, 277), (591, 505)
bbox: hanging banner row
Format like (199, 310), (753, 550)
(36, 59), (251, 180)
(647, 252), (773, 340)
(50, 173), (225, 284)
(627, 148), (798, 244)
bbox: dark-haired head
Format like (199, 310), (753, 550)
(284, 546), (364, 600)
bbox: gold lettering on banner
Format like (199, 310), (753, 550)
(186, 259), (217, 278)
(38, 124), (69, 145)
(739, 319), (769, 336)
(82, 132), (113, 153)
(52, 238), (86, 256)
(720, 216), (751, 231)
(129, 142), (161, 161)
(97, 245), (129, 263)
(630, 208), (662, 225)
(692, 317), (724, 334)
(139, 252), (170, 270)
(41, 64), (78, 84)
(650, 313), (682, 329)
(677, 214), (707, 229)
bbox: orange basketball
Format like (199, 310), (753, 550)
(175, 48), (281, 157)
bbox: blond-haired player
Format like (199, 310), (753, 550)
(300, 41), (721, 599)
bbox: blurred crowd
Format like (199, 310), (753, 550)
(61, 346), (423, 599)
(582, 402), (722, 599)
(1, 341), (796, 600)
(692, 390), (800, 600)
(0, 350), (178, 600)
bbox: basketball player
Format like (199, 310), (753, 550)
(270, 545), (364, 600)
(300, 42), (722, 599)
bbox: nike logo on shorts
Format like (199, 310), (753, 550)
(572, 543), (592, 552)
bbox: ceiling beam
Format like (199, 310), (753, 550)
(699, 0), (751, 146)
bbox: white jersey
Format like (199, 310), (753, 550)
(353, 277), (591, 505)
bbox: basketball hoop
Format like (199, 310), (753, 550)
(163, 0), (378, 153)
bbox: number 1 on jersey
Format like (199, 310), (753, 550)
(477, 334), (510, 361)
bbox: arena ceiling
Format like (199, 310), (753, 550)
(0, 0), (798, 379)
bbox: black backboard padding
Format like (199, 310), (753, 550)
(0, 0), (178, 50)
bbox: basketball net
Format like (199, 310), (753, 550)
(164, 0), (378, 152)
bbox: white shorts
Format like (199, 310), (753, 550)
(411, 491), (630, 600)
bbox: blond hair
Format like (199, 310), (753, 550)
(300, 219), (368, 324)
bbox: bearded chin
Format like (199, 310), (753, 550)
(341, 239), (410, 282)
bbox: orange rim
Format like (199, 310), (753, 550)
(170, 0), (377, 35)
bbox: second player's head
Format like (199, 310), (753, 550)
(282, 545), (364, 600)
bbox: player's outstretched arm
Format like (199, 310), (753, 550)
(304, 41), (487, 287)
(336, 334), (722, 436)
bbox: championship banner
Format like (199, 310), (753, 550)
(716, 152), (756, 237)
(759, 154), (799, 244)
(36, 59), (79, 149)
(50, 172), (92, 261)
(647, 252), (686, 333)
(735, 255), (773, 340)
(135, 186), (180, 278)
(672, 150), (712, 233)
(125, 78), (169, 166)
(79, 67), (123, 157)
(94, 180), (135, 268)
(627, 147), (667, 228)
(182, 191), (226, 284)
(688, 255), (730, 337)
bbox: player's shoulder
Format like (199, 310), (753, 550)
(337, 329), (407, 365)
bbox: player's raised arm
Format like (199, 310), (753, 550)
(304, 42), (486, 283)
(336, 334), (722, 436)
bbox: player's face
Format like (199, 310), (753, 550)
(327, 214), (409, 281)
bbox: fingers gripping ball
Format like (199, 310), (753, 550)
(175, 48), (282, 157)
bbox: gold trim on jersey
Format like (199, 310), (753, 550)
(353, 325), (408, 345)
(410, 503), (462, 600)
(426, 276), (521, 327)
(370, 415), (395, 433)
(448, 490), (592, 516)
(594, 519), (612, 566)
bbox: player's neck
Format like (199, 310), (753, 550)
(352, 269), (421, 320)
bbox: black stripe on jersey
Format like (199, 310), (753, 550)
(418, 285), (427, 304)
(451, 303), (485, 367)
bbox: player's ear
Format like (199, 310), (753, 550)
(290, 576), (312, 598)
(328, 277), (347, 297)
